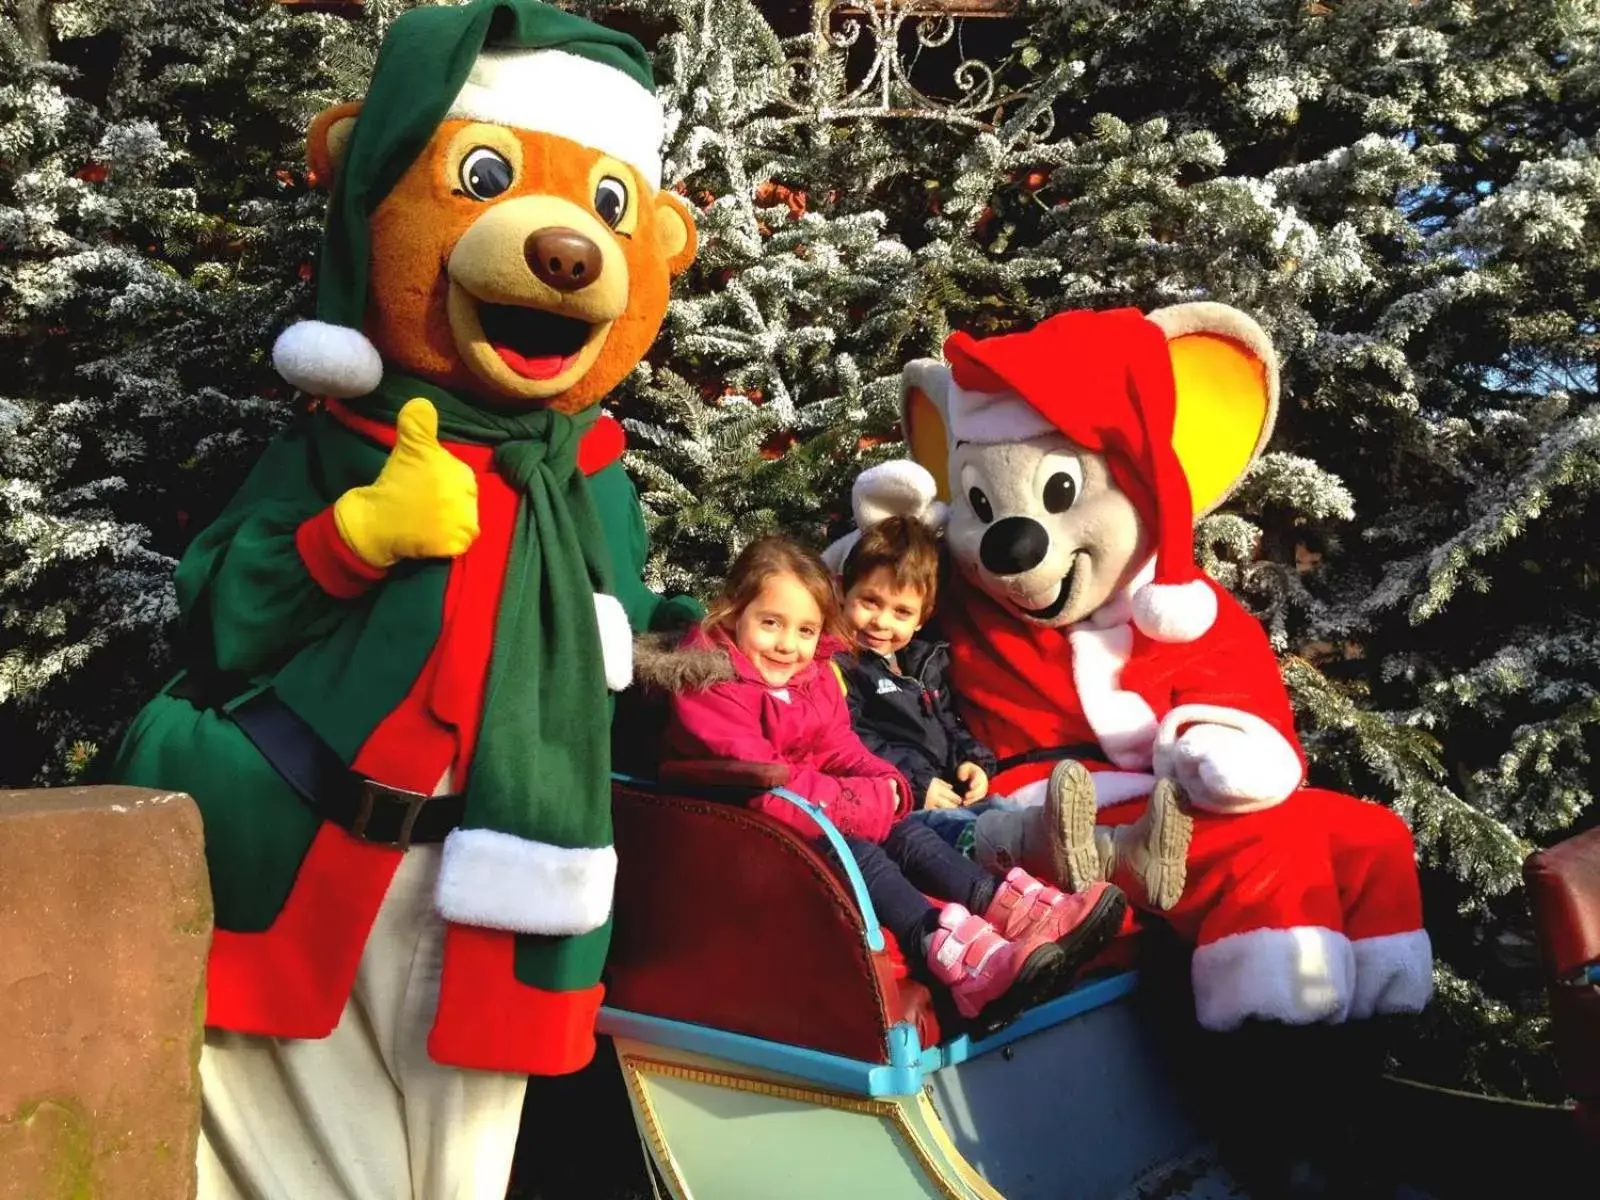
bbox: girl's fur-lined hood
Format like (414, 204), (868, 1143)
(632, 628), (737, 694)
(632, 626), (853, 694)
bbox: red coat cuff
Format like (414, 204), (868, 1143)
(296, 506), (386, 599)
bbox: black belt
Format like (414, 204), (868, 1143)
(173, 675), (464, 850)
(992, 743), (1106, 775)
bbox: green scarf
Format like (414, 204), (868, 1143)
(270, 371), (617, 991)
(363, 371), (614, 816)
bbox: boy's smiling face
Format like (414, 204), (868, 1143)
(844, 567), (927, 657)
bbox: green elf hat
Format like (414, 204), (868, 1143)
(273, 0), (662, 398)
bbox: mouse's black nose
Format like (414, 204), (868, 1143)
(980, 517), (1049, 576)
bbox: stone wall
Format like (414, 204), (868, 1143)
(0, 787), (210, 1200)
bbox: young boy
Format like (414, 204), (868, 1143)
(834, 517), (1003, 849)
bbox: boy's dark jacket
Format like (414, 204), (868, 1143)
(834, 635), (998, 804)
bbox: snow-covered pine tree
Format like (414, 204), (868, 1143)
(0, 0), (391, 781)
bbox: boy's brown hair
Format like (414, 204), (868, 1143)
(703, 534), (851, 643)
(840, 516), (941, 618)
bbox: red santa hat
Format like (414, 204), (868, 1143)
(942, 307), (1217, 643)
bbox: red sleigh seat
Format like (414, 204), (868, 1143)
(604, 763), (1142, 1063)
(1524, 825), (1600, 1144)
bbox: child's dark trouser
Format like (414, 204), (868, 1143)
(835, 820), (1000, 954)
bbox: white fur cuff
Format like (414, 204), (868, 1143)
(594, 593), (632, 691)
(1154, 704), (1303, 812)
(436, 828), (617, 936)
(1192, 926), (1354, 1030)
(272, 320), (383, 399)
(1131, 578), (1217, 643)
(1350, 930), (1434, 1018)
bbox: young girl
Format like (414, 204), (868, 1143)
(658, 534), (1127, 1028)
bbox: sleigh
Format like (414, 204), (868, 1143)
(595, 761), (1595, 1200)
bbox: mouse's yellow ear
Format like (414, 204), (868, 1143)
(1147, 302), (1280, 515)
(899, 360), (954, 502)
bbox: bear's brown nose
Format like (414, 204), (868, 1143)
(525, 228), (602, 292)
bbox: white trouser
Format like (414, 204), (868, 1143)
(196, 845), (529, 1200)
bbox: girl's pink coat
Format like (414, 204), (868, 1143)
(661, 628), (911, 843)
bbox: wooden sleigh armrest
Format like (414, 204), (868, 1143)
(656, 759), (791, 792)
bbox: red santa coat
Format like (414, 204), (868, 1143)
(942, 569), (1434, 1030)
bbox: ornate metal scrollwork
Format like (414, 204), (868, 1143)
(772, 0), (1033, 134)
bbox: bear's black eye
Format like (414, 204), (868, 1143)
(594, 176), (629, 228)
(968, 486), (994, 524)
(460, 147), (512, 201)
(1043, 471), (1077, 514)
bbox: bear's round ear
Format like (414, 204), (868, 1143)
(899, 360), (954, 502)
(306, 102), (363, 190)
(1147, 302), (1280, 516)
(652, 191), (698, 277)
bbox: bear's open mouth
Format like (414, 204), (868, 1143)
(478, 302), (593, 381)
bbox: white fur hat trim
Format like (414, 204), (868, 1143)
(447, 49), (664, 189)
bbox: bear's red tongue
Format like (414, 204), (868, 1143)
(480, 303), (589, 381)
(493, 345), (580, 381)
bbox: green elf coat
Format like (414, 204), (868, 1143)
(111, 375), (697, 1077)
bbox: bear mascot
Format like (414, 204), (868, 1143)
(828, 302), (1435, 1035)
(107, 2), (699, 1196)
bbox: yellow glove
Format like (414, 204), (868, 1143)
(333, 398), (480, 570)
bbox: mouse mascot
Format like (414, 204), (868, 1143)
(829, 303), (1433, 1034)
(107, 2), (699, 1196)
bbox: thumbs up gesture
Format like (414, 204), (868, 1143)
(333, 398), (480, 570)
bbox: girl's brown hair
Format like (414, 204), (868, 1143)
(703, 534), (850, 643)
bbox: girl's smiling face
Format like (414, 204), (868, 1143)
(732, 571), (823, 686)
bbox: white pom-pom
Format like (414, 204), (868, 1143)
(272, 319), (383, 399)
(1131, 579), (1217, 643)
(851, 459), (940, 528)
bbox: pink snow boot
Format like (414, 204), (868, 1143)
(925, 904), (1071, 1032)
(981, 868), (1129, 979)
